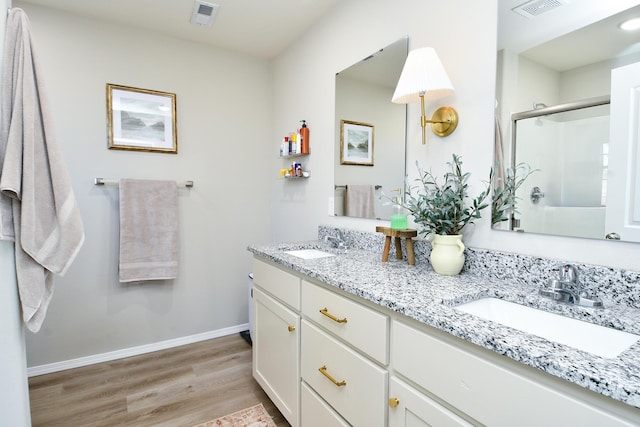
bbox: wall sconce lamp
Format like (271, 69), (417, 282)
(392, 47), (458, 144)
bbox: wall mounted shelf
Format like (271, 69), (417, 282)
(280, 153), (309, 159)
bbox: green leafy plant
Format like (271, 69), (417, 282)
(491, 162), (537, 226)
(397, 154), (490, 237)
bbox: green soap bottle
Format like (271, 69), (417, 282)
(390, 205), (408, 229)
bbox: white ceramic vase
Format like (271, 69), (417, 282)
(429, 234), (465, 275)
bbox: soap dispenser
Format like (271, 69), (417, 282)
(390, 191), (408, 229)
(300, 120), (310, 154)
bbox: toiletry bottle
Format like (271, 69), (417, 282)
(291, 133), (297, 153)
(391, 204), (408, 229)
(296, 131), (302, 154)
(300, 120), (309, 154)
(281, 136), (289, 156)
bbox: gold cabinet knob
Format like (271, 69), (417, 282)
(389, 397), (400, 408)
(288, 325), (296, 332)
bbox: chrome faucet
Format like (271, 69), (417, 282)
(539, 264), (603, 308)
(325, 230), (348, 251)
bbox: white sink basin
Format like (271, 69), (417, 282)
(454, 298), (639, 358)
(285, 249), (336, 260)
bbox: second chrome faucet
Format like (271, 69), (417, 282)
(539, 264), (603, 308)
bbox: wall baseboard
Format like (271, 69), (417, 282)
(27, 323), (250, 377)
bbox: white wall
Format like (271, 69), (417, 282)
(560, 53), (640, 103)
(17, 2), (273, 367)
(271, 0), (498, 241)
(517, 55), (560, 111)
(271, 0), (640, 269)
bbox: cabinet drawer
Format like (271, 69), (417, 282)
(302, 280), (389, 364)
(301, 320), (387, 427)
(301, 382), (349, 427)
(392, 320), (636, 427)
(253, 259), (300, 310)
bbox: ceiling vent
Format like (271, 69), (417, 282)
(512, 0), (566, 19)
(190, 1), (219, 27)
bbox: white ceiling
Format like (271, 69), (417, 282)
(17, 0), (640, 69)
(17, 0), (339, 59)
(498, 0), (640, 71)
(523, 4), (640, 72)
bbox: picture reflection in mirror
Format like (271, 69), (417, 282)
(334, 37), (407, 220)
(495, 1), (640, 242)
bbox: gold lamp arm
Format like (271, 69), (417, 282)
(420, 92), (428, 145)
(418, 92), (459, 143)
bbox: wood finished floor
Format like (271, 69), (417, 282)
(28, 333), (290, 427)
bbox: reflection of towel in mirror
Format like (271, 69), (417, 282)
(0, 8), (85, 333)
(119, 179), (178, 283)
(345, 185), (375, 218)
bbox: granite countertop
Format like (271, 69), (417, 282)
(248, 240), (640, 410)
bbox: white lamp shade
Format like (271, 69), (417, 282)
(392, 47), (454, 104)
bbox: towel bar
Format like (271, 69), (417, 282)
(94, 178), (194, 188)
(335, 184), (382, 190)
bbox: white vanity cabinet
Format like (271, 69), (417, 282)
(252, 260), (301, 427)
(252, 256), (640, 427)
(392, 320), (639, 427)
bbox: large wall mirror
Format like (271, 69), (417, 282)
(333, 37), (408, 220)
(495, 1), (640, 242)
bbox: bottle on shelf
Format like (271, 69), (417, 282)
(300, 120), (309, 154)
(281, 136), (289, 156)
(296, 131), (302, 154)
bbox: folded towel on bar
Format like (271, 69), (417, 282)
(0, 8), (85, 332)
(119, 179), (178, 283)
(345, 185), (376, 218)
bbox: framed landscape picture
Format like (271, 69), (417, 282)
(340, 120), (374, 166)
(107, 83), (178, 154)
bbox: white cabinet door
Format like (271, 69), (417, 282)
(388, 377), (474, 427)
(301, 382), (350, 427)
(253, 288), (300, 427)
(606, 61), (640, 241)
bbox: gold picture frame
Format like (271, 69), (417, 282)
(340, 120), (374, 166)
(106, 83), (177, 154)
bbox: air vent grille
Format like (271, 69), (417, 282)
(197, 4), (214, 16)
(512, 0), (566, 19)
(190, 1), (219, 27)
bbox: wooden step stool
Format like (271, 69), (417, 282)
(376, 226), (418, 265)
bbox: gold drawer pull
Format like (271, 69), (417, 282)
(318, 365), (347, 387)
(389, 397), (400, 408)
(319, 307), (348, 324)
(288, 325), (296, 332)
